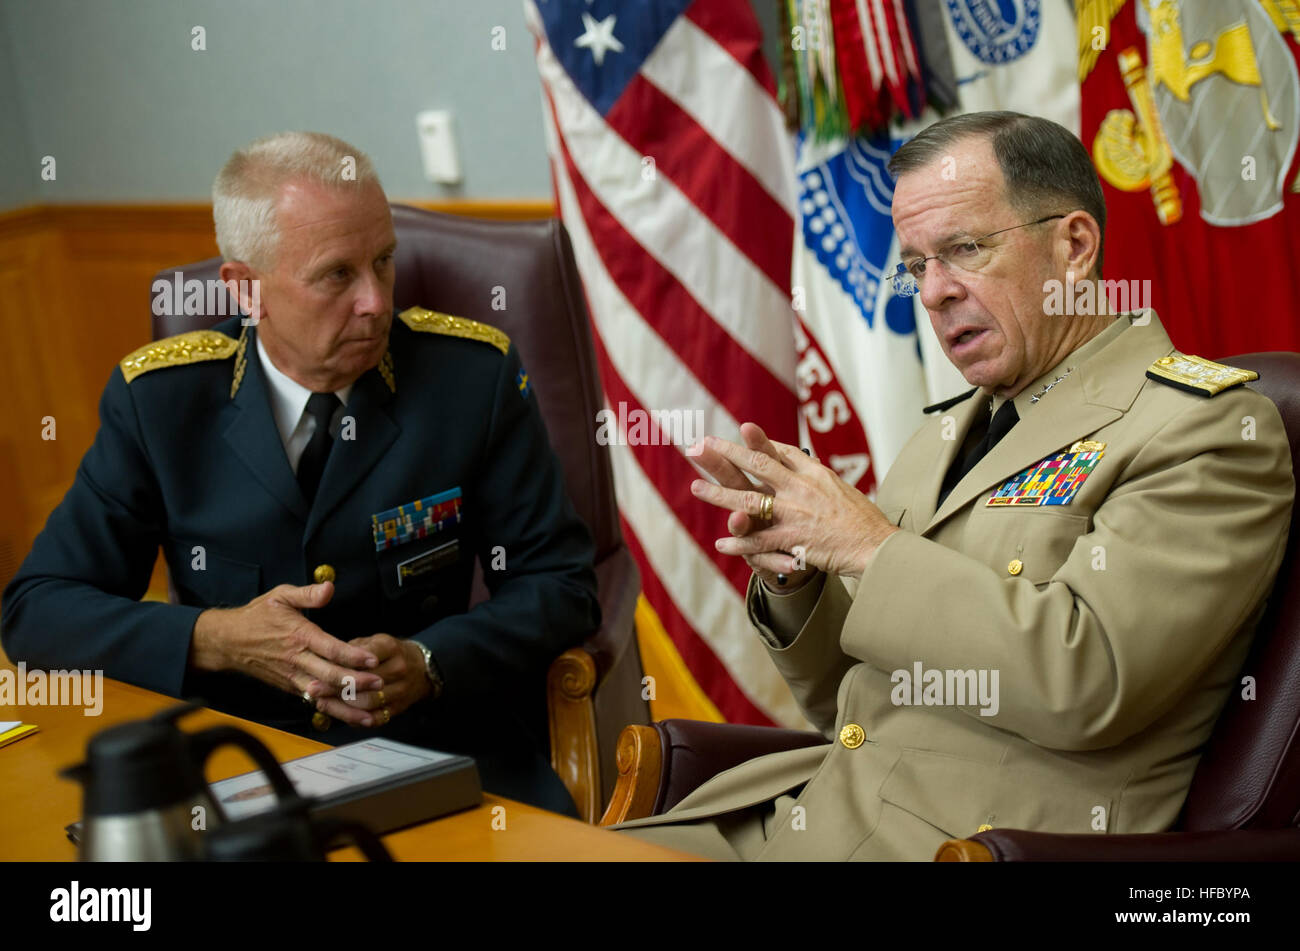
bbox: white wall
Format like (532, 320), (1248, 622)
(0, 0), (781, 209)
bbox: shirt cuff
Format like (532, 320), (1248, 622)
(749, 572), (826, 648)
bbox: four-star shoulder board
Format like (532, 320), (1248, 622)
(119, 330), (238, 383)
(398, 306), (510, 354)
(1146, 352), (1258, 397)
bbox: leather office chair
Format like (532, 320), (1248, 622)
(149, 205), (650, 822)
(599, 352), (1300, 860)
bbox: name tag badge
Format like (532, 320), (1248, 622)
(397, 539), (460, 587)
(372, 487), (463, 552)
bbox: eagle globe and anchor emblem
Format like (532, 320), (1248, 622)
(1087, 0), (1300, 227)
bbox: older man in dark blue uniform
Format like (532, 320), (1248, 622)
(1, 132), (598, 815)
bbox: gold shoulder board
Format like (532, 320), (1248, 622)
(119, 329), (239, 383)
(398, 306), (510, 355)
(1146, 352), (1259, 397)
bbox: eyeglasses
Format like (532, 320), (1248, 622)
(890, 214), (1067, 298)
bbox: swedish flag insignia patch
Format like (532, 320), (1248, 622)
(1146, 353), (1258, 397)
(516, 368), (531, 399)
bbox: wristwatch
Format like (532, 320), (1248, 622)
(413, 640), (444, 700)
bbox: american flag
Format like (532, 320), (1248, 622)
(526, 0), (854, 726)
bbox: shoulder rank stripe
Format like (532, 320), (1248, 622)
(1146, 352), (1258, 397)
(120, 329), (238, 383)
(398, 306), (510, 355)
(377, 350), (396, 393)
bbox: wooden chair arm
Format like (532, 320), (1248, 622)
(934, 839), (995, 861)
(598, 724), (663, 826)
(937, 827), (1300, 861)
(547, 647), (601, 823)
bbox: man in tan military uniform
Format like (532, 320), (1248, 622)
(615, 112), (1294, 860)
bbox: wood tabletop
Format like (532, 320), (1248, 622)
(0, 651), (699, 861)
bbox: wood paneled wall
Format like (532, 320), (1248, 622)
(0, 200), (553, 593)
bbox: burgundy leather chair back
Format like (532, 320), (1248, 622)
(1180, 352), (1300, 830)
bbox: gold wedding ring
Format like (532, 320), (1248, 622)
(377, 689), (387, 706)
(758, 494), (774, 521)
(380, 706), (391, 725)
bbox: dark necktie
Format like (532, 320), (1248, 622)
(296, 392), (341, 501)
(937, 399), (1019, 508)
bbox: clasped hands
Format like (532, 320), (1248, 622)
(690, 423), (899, 591)
(191, 582), (430, 728)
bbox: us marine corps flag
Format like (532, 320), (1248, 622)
(1078, 0), (1300, 356)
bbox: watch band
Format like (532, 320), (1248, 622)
(413, 640), (443, 700)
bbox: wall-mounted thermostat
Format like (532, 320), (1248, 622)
(416, 110), (462, 185)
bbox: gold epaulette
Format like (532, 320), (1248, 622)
(397, 306), (510, 355)
(119, 330), (239, 383)
(1146, 352), (1259, 397)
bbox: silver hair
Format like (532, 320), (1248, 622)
(212, 131), (382, 268)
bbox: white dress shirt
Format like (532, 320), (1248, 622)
(255, 335), (352, 475)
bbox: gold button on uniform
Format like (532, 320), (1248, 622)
(1007, 559), (1023, 576)
(313, 564), (336, 584)
(311, 711), (331, 731)
(839, 724), (865, 749)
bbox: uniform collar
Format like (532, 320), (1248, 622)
(221, 323), (400, 527)
(255, 333), (354, 447)
(990, 315), (1134, 419)
(923, 311), (1174, 533)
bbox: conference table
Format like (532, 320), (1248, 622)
(0, 651), (697, 861)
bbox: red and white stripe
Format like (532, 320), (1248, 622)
(528, 0), (829, 726)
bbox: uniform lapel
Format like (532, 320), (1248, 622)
(924, 373), (1121, 533)
(912, 391), (986, 529)
(220, 327), (310, 523)
(921, 315), (1174, 536)
(304, 363), (400, 543)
